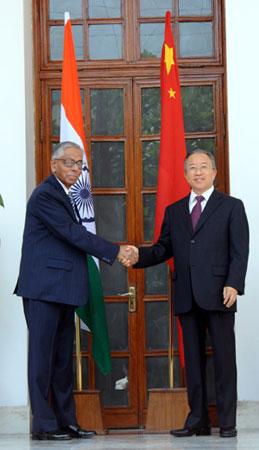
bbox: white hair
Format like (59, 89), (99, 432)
(52, 141), (83, 159)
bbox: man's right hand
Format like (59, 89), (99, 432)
(117, 245), (139, 267)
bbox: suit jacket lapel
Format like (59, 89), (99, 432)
(45, 175), (77, 221)
(194, 189), (224, 234)
(179, 195), (193, 235)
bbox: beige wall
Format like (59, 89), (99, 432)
(0, 0), (34, 418)
(226, 0), (259, 400)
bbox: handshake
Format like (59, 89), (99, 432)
(117, 245), (139, 268)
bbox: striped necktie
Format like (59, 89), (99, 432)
(191, 195), (204, 230)
(68, 191), (80, 222)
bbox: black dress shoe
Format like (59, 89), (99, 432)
(32, 430), (71, 440)
(170, 426), (211, 437)
(220, 427), (237, 438)
(62, 424), (96, 438)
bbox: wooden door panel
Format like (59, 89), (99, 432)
(41, 77), (140, 427)
(40, 73), (227, 428)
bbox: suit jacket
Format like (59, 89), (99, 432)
(135, 190), (249, 315)
(15, 175), (119, 307)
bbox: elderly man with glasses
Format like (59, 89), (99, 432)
(125, 149), (249, 439)
(15, 141), (132, 441)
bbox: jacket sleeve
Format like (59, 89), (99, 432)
(134, 206), (173, 268)
(225, 199), (249, 294)
(29, 189), (119, 265)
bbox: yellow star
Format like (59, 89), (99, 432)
(164, 43), (175, 75)
(168, 88), (176, 98)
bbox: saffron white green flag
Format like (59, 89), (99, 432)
(60, 12), (111, 375)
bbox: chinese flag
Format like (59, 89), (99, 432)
(154, 11), (190, 367)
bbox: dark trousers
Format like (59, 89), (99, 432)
(179, 303), (237, 429)
(23, 298), (77, 432)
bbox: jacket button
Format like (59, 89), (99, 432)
(190, 239), (195, 244)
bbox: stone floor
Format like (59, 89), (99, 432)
(0, 430), (259, 450)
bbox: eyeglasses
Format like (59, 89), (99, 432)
(54, 158), (83, 170)
(186, 164), (212, 173)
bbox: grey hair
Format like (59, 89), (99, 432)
(52, 141), (84, 159)
(184, 149), (216, 172)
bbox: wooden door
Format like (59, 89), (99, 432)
(41, 73), (224, 428)
(34, 0), (228, 429)
(41, 75), (172, 428)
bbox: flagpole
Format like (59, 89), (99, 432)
(60, 12), (111, 376)
(168, 270), (174, 388)
(155, 11), (189, 377)
(76, 315), (83, 391)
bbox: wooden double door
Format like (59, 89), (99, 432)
(35, 0), (228, 428)
(38, 73), (225, 428)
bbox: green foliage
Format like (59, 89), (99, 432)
(145, 264), (168, 296)
(142, 141), (159, 187)
(91, 89), (123, 135)
(142, 88), (161, 135)
(186, 138), (215, 155)
(0, 194), (4, 208)
(91, 142), (124, 188)
(143, 193), (156, 241)
(141, 49), (157, 58)
(182, 85), (214, 133)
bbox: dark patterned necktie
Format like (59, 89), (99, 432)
(191, 195), (204, 230)
(68, 191), (80, 222)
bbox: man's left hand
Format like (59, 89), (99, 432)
(223, 286), (238, 308)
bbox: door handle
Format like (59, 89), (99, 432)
(118, 286), (136, 312)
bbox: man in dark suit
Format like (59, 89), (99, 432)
(15, 141), (129, 441)
(129, 149), (249, 438)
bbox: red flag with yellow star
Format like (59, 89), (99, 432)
(154, 11), (189, 240)
(154, 11), (189, 368)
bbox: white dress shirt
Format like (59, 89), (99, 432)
(55, 176), (70, 195)
(55, 176), (80, 222)
(189, 186), (214, 213)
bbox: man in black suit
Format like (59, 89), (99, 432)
(15, 141), (129, 440)
(128, 149), (249, 438)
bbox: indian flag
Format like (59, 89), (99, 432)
(60, 12), (111, 375)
